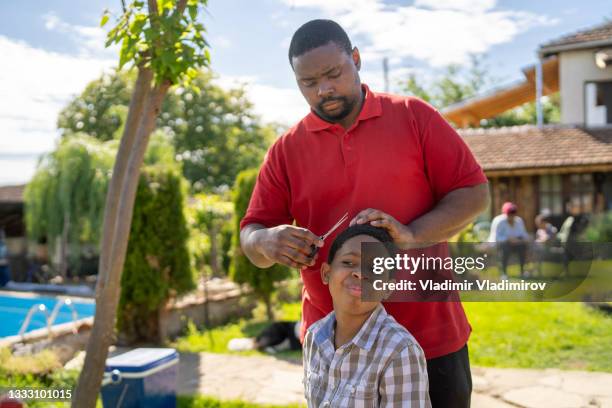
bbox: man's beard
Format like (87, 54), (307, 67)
(315, 96), (356, 122)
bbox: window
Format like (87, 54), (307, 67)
(585, 81), (612, 126)
(568, 173), (594, 213)
(539, 174), (563, 214)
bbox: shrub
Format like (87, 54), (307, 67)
(118, 166), (195, 343)
(585, 212), (612, 243)
(229, 169), (291, 321)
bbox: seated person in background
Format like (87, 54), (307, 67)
(489, 202), (529, 279)
(303, 224), (430, 407)
(535, 214), (558, 243)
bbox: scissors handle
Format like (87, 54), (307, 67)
(307, 212), (349, 260)
(309, 235), (324, 258)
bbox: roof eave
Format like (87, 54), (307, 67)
(539, 38), (612, 57)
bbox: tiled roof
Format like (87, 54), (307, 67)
(459, 125), (612, 172)
(0, 185), (25, 203)
(540, 20), (612, 52)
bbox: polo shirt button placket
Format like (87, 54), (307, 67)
(343, 132), (355, 168)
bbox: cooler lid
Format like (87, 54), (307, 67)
(105, 348), (178, 373)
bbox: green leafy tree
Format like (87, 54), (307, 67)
(164, 72), (275, 192)
(400, 55), (560, 127)
(59, 69), (273, 192)
(57, 71), (133, 141)
(481, 94), (561, 128)
(230, 168), (291, 320)
(25, 131), (195, 342)
(24, 134), (115, 277)
(74, 0), (210, 405)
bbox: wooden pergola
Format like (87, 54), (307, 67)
(442, 57), (559, 128)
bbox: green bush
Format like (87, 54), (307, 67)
(229, 169), (292, 321)
(0, 348), (80, 408)
(188, 194), (234, 277)
(178, 395), (303, 408)
(118, 166), (195, 343)
(586, 212), (612, 243)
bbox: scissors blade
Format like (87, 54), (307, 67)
(321, 212), (349, 241)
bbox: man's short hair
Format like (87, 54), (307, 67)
(288, 19), (352, 66)
(327, 224), (394, 264)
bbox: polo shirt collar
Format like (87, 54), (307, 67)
(304, 84), (382, 132)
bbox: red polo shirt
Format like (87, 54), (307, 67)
(240, 84), (487, 359)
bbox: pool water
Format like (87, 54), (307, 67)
(0, 294), (95, 338)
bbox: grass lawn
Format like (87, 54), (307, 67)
(171, 302), (302, 360)
(465, 302), (612, 372)
(173, 301), (612, 372)
(178, 395), (302, 408)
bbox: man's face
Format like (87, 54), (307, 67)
(291, 42), (362, 124)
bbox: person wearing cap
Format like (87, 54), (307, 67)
(489, 202), (529, 278)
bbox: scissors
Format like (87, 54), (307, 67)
(309, 212), (349, 258)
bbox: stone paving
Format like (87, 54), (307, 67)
(176, 352), (612, 407)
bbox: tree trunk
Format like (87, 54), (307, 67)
(58, 210), (70, 279)
(209, 224), (220, 277)
(71, 67), (170, 408)
(263, 293), (274, 321)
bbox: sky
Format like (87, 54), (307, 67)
(0, 0), (610, 186)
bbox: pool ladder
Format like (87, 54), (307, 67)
(18, 297), (79, 341)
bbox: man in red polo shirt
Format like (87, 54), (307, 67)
(240, 19), (489, 407)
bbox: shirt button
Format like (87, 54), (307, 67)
(322, 401), (330, 407)
(350, 385), (356, 394)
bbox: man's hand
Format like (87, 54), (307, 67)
(350, 209), (417, 249)
(243, 224), (324, 269)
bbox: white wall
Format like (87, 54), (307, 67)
(559, 49), (612, 125)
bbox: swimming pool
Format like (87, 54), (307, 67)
(0, 292), (95, 339)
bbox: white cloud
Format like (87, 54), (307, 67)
(414, 0), (495, 12)
(277, 0), (557, 67)
(42, 12), (114, 58)
(0, 156), (40, 186)
(0, 35), (115, 185)
(215, 75), (307, 125)
(210, 35), (232, 49)
(280, 0), (376, 14)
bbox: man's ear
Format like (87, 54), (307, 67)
(320, 262), (331, 285)
(352, 47), (361, 71)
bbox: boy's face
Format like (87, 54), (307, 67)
(320, 234), (390, 316)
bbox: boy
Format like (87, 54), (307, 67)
(303, 224), (431, 407)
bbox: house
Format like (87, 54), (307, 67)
(443, 21), (612, 231)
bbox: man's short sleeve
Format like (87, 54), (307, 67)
(240, 140), (293, 230)
(410, 99), (488, 201)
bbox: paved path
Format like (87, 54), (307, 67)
(177, 352), (612, 407)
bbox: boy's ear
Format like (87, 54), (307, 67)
(320, 262), (331, 285)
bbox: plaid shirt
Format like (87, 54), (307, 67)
(303, 304), (431, 408)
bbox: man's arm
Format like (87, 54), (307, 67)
(351, 183), (490, 247)
(407, 183), (490, 243)
(240, 223), (324, 269)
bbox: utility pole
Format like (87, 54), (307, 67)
(383, 57), (389, 93)
(536, 55), (543, 127)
